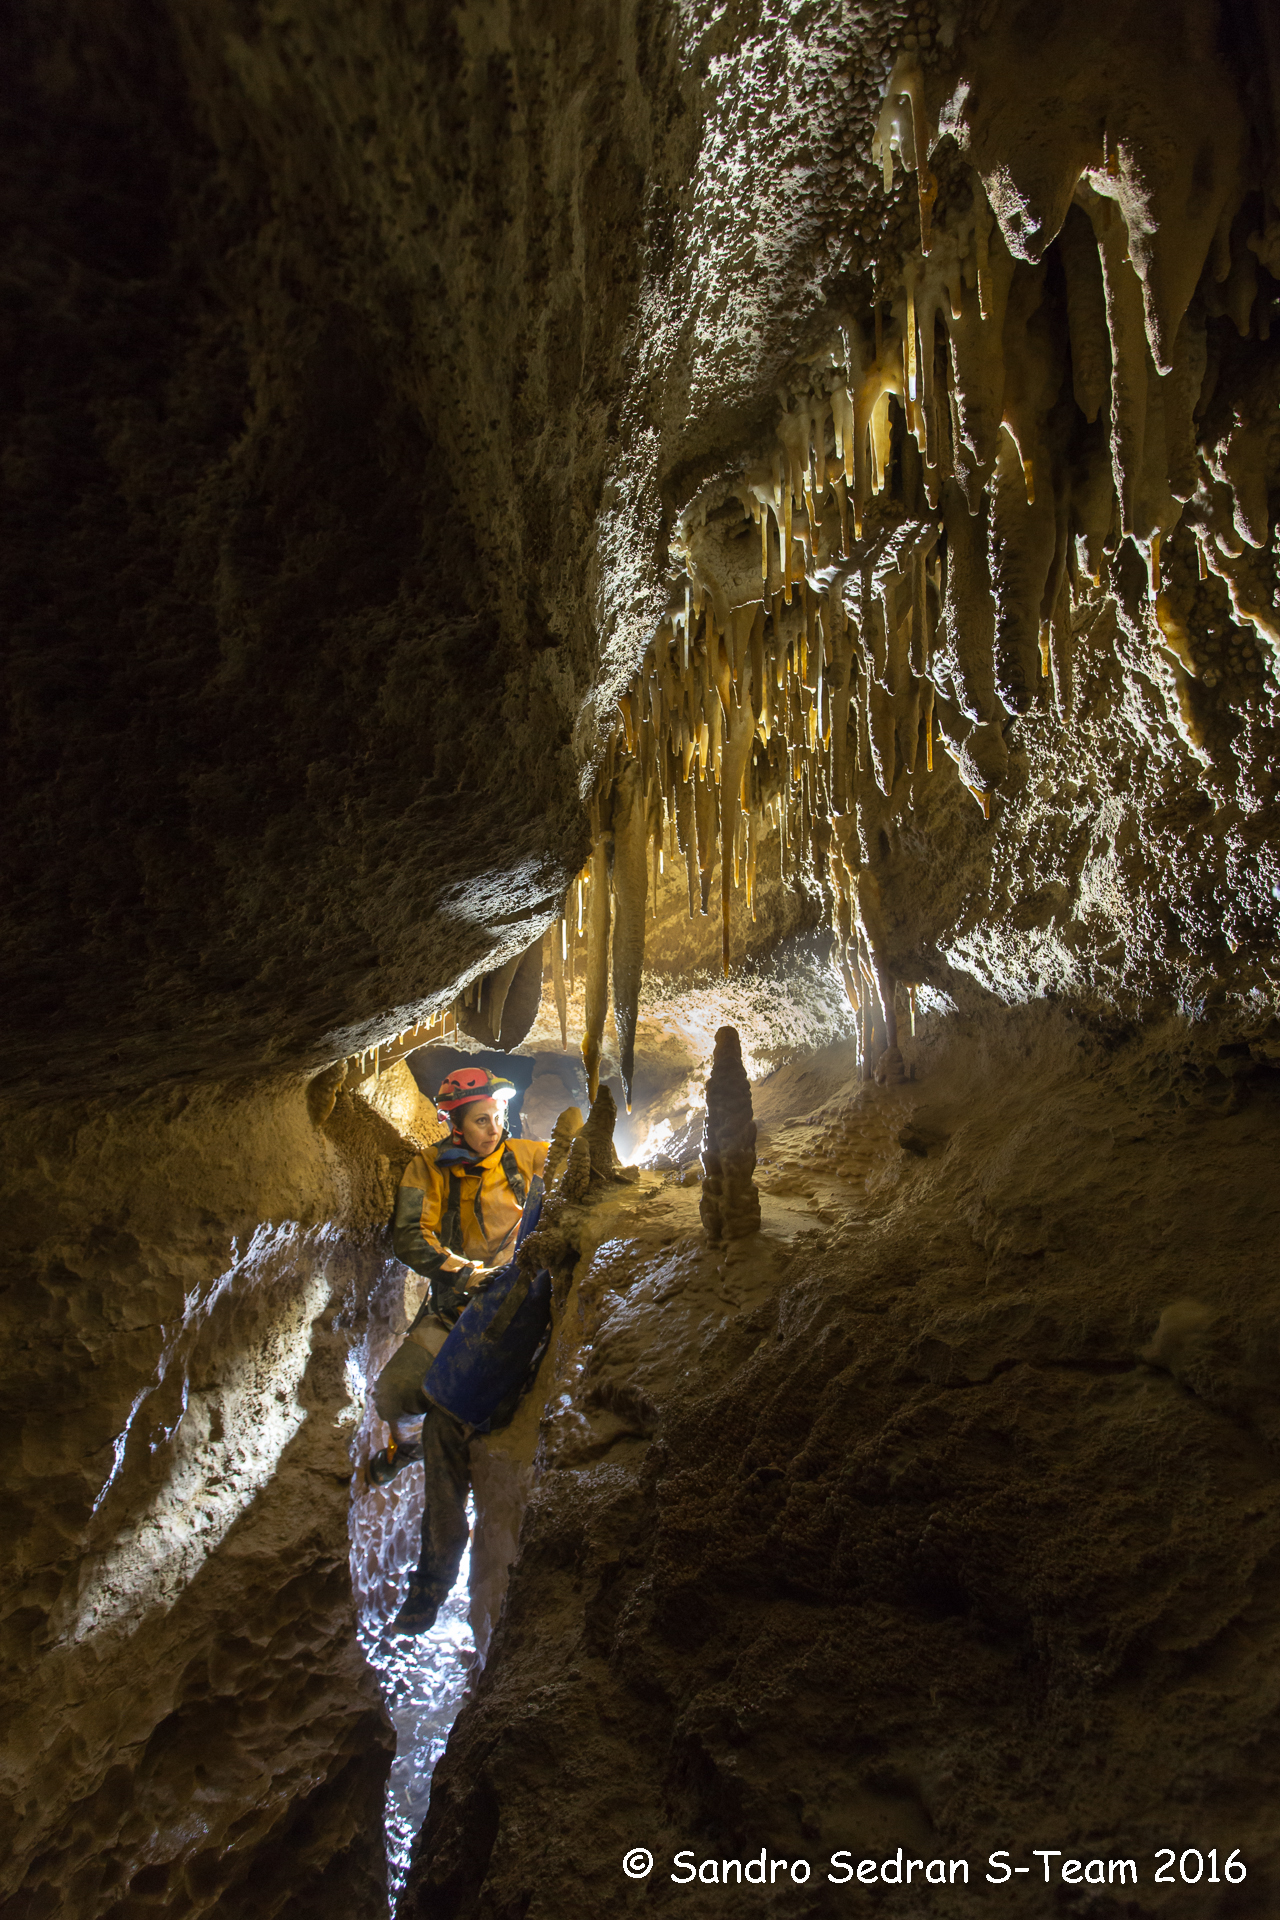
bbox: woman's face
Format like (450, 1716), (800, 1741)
(458, 1098), (503, 1156)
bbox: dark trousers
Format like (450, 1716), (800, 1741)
(416, 1403), (472, 1605)
(372, 1332), (473, 1606)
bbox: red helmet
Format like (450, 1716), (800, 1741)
(436, 1066), (516, 1117)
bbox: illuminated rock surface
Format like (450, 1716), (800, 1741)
(2, 0), (1279, 1915)
(405, 1013), (1280, 1918)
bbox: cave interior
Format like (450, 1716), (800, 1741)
(3, 0), (1280, 1915)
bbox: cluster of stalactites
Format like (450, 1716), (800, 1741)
(568, 34), (1279, 1097)
(566, 336), (967, 1094)
(567, 513), (942, 1096)
(872, 41), (1280, 717)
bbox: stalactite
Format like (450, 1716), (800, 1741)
(551, 916), (568, 1051)
(989, 426), (1057, 714)
(718, 691), (755, 977)
(610, 757), (647, 1114)
(694, 773), (717, 916)
(487, 955), (521, 1046)
(581, 834), (611, 1105)
(563, 24), (1280, 1114)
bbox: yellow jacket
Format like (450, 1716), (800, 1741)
(393, 1135), (548, 1318)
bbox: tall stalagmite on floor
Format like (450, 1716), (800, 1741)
(699, 1025), (761, 1243)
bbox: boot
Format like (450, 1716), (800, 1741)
(365, 1437), (422, 1488)
(392, 1573), (442, 1635)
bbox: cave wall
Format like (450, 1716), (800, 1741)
(0, 1073), (428, 1918)
(2, 0), (673, 1099)
(569, 0), (1280, 1094)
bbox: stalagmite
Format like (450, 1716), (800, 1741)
(579, 1082), (625, 1185)
(610, 758), (647, 1114)
(699, 1026), (760, 1244)
(543, 1106), (584, 1190)
(581, 833), (611, 1104)
(560, 1130), (592, 1202)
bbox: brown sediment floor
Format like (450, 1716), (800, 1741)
(406, 1006), (1280, 1918)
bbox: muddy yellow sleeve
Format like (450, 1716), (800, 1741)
(392, 1154), (470, 1278)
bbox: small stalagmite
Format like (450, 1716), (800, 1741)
(543, 1105), (584, 1190)
(559, 1130), (593, 1203)
(579, 1082), (626, 1184)
(699, 1025), (761, 1243)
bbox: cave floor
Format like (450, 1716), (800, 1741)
(403, 1009), (1280, 1919)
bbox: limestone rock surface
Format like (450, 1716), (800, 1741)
(0, 1074), (426, 1918)
(404, 1010), (1280, 1917)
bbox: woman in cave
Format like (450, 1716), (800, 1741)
(369, 1065), (550, 1634)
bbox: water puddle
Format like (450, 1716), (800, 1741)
(357, 1517), (476, 1904)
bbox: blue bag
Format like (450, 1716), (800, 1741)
(421, 1186), (552, 1431)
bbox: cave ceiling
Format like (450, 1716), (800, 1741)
(4, 0), (1279, 1105)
